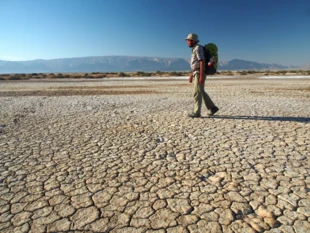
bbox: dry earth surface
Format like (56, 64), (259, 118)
(0, 76), (310, 233)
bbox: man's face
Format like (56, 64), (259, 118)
(186, 39), (195, 48)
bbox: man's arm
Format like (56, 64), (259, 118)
(199, 59), (205, 85)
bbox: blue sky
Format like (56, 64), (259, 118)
(1, 0), (309, 66)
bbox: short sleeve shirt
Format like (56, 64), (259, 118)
(191, 45), (205, 70)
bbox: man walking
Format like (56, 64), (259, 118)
(185, 33), (219, 118)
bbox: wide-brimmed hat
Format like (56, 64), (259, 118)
(185, 33), (199, 42)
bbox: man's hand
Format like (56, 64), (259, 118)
(189, 75), (193, 83)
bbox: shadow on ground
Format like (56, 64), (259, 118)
(207, 115), (310, 123)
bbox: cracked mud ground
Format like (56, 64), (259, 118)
(0, 78), (309, 233)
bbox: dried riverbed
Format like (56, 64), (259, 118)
(0, 77), (309, 232)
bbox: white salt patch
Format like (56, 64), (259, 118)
(259, 76), (310, 79)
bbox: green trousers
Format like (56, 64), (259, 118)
(193, 72), (216, 114)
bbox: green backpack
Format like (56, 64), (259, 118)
(204, 43), (218, 75)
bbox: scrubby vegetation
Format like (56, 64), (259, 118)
(0, 70), (309, 81)
(8, 74), (22, 80)
(119, 72), (129, 77)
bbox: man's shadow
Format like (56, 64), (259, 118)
(206, 115), (310, 123)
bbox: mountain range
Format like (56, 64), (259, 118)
(0, 56), (303, 73)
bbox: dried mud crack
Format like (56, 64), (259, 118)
(0, 78), (309, 233)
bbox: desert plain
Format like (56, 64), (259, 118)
(0, 76), (310, 233)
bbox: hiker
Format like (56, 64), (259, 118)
(185, 33), (219, 118)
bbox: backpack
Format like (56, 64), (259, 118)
(203, 43), (218, 75)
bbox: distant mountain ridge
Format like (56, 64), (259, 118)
(0, 56), (301, 73)
(298, 64), (310, 70)
(218, 59), (299, 71)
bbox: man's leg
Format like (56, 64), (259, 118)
(200, 74), (215, 109)
(202, 90), (216, 110)
(193, 73), (203, 115)
(203, 74), (219, 115)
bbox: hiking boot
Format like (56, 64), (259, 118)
(188, 113), (201, 118)
(209, 107), (219, 116)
